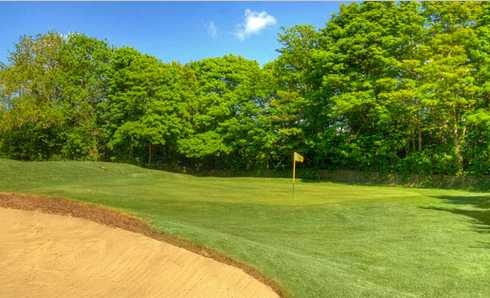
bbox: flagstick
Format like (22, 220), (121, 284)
(291, 152), (304, 199)
(292, 159), (296, 199)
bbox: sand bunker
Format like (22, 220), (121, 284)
(0, 206), (279, 298)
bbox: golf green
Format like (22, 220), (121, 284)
(1, 159), (489, 297)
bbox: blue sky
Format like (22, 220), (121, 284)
(0, 2), (342, 65)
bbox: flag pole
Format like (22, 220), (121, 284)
(292, 156), (296, 198)
(292, 152), (303, 199)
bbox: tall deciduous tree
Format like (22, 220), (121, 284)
(99, 48), (195, 165)
(2, 2), (490, 175)
(181, 55), (272, 169)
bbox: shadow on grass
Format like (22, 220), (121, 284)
(473, 241), (490, 249)
(423, 195), (490, 236)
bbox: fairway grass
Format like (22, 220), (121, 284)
(1, 159), (489, 297)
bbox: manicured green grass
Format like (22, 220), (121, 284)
(1, 159), (489, 297)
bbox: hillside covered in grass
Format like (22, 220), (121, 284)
(1, 159), (489, 297)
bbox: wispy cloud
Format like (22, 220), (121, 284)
(206, 21), (218, 39)
(235, 9), (277, 41)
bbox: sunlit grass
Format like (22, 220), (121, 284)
(1, 159), (489, 297)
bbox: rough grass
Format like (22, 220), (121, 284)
(1, 159), (489, 297)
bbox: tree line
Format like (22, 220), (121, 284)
(1, 2), (490, 176)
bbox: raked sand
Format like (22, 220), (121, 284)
(0, 207), (279, 298)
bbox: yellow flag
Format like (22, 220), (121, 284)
(294, 152), (304, 163)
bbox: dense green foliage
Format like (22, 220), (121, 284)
(1, 158), (489, 297)
(2, 2), (490, 175)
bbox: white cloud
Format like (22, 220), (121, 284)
(235, 9), (277, 41)
(206, 21), (218, 39)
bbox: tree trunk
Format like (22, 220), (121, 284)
(148, 144), (152, 166)
(129, 136), (133, 161)
(418, 127), (422, 152)
(454, 125), (466, 176)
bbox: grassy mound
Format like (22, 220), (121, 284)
(1, 159), (489, 297)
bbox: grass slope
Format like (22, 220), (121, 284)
(1, 159), (489, 297)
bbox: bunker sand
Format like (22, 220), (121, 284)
(0, 203), (279, 297)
